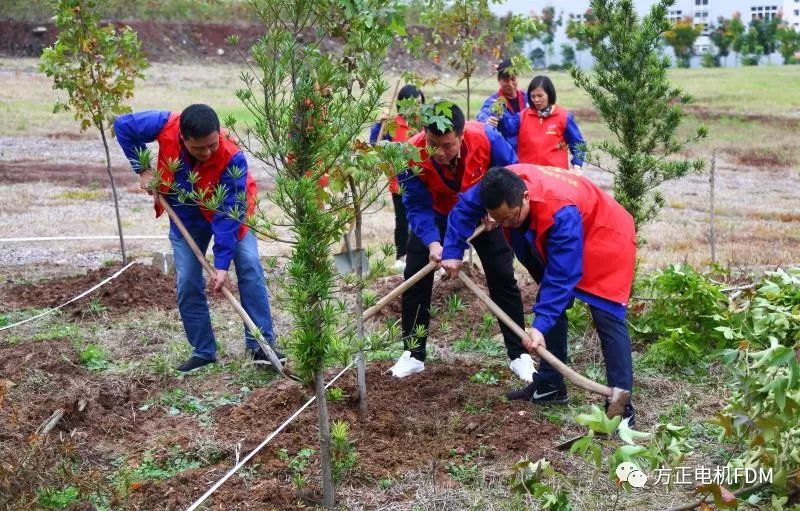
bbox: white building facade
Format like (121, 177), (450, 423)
(493, 0), (800, 67)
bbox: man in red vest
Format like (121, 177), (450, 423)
(389, 99), (534, 384)
(115, 104), (284, 372)
(476, 59), (528, 151)
(441, 164), (636, 424)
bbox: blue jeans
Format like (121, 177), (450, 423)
(535, 305), (634, 393)
(170, 230), (275, 361)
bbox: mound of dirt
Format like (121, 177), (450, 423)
(0, 20), (494, 76)
(2, 262), (176, 314)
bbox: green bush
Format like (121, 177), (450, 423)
(1, 0), (258, 22)
(36, 486), (79, 509)
(749, 268), (800, 347)
(631, 264), (738, 368)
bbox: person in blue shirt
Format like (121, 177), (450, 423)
(115, 104), (284, 372)
(440, 164), (636, 424)
(388, 100), (534, 385)
(475, 59), (528, 151)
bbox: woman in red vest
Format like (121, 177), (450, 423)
(441, 164), (636, 425)
(499, 75), (586, 169)
(370, 84), (425, 271)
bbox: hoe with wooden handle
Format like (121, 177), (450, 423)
(361, 224), (486, 321)
(456, 271), (631, 418)
(156, 194), (292, 379)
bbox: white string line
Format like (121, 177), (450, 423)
(0, 236), (167, 243)
(0, 261), (138, 332)
(185, 360), (356, 511)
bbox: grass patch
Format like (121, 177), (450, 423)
(78, 343), (108, 371)
(53, 188), (106, 201)
(141, 387), (243, 416)
(35, 485), (79, 509)
(33, 321), (83, 343)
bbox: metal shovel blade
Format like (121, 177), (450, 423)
(334, 248), (369, 275)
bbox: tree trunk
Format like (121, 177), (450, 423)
(466, 75), (471, 119)
(99, 124), (127, 264)
(314, 366), (335, 507)
(354, 209), (367, 418)
(348, 178), (368, 418)
(709, 151), (716, 265)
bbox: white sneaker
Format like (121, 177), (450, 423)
(509, 353), (536, 383)
(389, 351), (424, 378)
(392, 258), (406, 272)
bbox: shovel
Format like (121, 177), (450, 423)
(456, 271), (631, 419)
(360, 224), (486, 320)
(334, 79), (402, 275)
(156, 194), (294, 380)
(333, 226), (369, 275)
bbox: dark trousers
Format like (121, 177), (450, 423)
(401, 217), (525, 362)
(534, 306), (634, 393)
(392, 193), (409, 260)
(521, 250), (634, 414)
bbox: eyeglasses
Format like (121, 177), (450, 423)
(491, 203), (525, 228)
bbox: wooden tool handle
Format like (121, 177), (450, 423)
(375, 78), (403, 143)
(457, 271), (614, 398)
(362, 223), (487, 321)
(157, 194), (288, 376)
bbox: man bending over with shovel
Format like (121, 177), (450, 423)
(441, 164), (636, 425)
(115, 104), (284, 372)
(389, 99), (535, 383)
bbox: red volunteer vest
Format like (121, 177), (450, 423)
(510, 163), (636, 303)
(409, 121), (491, 215)
(517, 105), (570, 169)
(389, 114), (411, 194)
(154, 113), (256, 239)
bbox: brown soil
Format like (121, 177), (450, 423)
(0, 20), (476, 75)
(1, 263), (177, 315)
(0, 160), (138, 188)
(0, 332), (559, 509)
(727, 146), (797, 169)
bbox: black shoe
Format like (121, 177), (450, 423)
(248, 346), (287, 365)
(505, 380), (568, 404)
(176, 356), (215, 372)
(605, 399), (636, 428)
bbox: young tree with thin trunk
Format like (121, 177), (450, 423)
(421, 0), (538, 117)
(40, 0), (148, 264)
(226, 0), (408, 505)
(570, 0), (707, 231)
(663, 17), (701, 68)
(777, 22), (800, 64)
(709, 16), (736, 66)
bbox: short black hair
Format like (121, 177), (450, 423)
(479, 167), (527, 210)
(180, 104), (220, 140)
(398, 84), (425, 104)
(496, 58), (515, 80)
(424, 100), (465, 136)
(528, 75), (557, 105)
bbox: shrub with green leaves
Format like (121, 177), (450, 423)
(331, 420), (357, 484)
(36, 486), (79, 509)
(749, 268), (800, 347)
(714, 342), (800, 496)
(631, 264), (738, 368)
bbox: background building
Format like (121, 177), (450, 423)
(492, 0), (799, 67)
